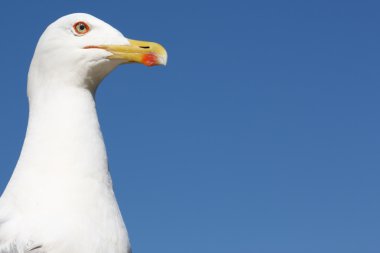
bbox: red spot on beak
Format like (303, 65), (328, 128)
(142, 54), (157, 67)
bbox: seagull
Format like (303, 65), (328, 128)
(0, 13), (167, 253)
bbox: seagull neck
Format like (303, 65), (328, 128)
(18, 86), (108, 176)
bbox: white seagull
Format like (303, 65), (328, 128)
(0, 13), (167, 253)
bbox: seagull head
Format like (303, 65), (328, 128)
(28, 13), (167, 95)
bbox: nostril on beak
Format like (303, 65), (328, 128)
(139, 46), (150, 49)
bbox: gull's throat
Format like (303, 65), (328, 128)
(22, 86), (108, 176)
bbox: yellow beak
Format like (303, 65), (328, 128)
(85, 39), (167, 67)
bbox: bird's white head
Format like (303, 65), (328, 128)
(28, 13), (167, 96)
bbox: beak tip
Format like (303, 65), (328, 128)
(161, 55), (168, 66)
(158, 49), (168, 66)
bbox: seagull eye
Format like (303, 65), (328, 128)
(73, 21), (90, 35)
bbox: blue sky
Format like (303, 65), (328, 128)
(0, 1), (379, 252)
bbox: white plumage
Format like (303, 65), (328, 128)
(0, 13), (167, 253)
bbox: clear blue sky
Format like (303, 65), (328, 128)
(0, 1), (379, 252)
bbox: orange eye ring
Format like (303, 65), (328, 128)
(73, 21), (90, 35)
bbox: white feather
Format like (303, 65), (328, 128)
(0, 13), (132, 253)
